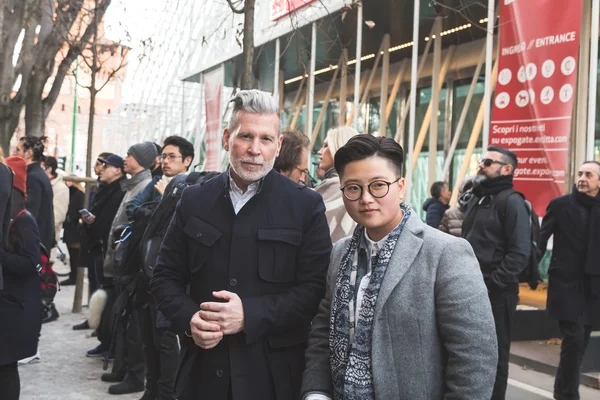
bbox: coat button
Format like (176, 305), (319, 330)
(216, 369), (223, 378)
(196, 233), (202, 238)
(229, 278), (237, 287)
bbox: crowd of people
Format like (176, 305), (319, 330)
(0, 89), (598, 400)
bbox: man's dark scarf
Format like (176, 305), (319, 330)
(472, 174), (514, 197)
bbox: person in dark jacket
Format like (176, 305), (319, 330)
(128, 136), (194, 400)
(423, 181), (450, 228)
(0, 160), (13, 291)
(439, 178), (474, 237)
(72, 155), (125, 332)
(462, 146), (531, 400)
(60, 178), (85, 285)
(0, 156), (41, 400)
(13, 136), (54, 252)
(150, 90), (332, 400)
(538, 161), (600, 400)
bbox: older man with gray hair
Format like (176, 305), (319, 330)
(151, 90), (332, 400)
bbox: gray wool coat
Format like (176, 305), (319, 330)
(302, 212), (498, 400)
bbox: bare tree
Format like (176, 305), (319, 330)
(226, 0), (255, 90)
(71, 0), (126, 177)
(0, 0), (113, 152)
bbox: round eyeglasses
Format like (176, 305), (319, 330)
(340, 178), (401, 201)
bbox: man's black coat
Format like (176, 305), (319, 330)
(0, 164), (13, 290)
(539, 194), (600, 324)
(151, 170), (332, 400)
(26, 162), (54, 251)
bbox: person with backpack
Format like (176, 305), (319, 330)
(461, 146), (531, 400)
(538, 161), (600, 400)
(99, 142), (157, 396)
(127, 135), (194, 400)
(0, 156), (41, 399)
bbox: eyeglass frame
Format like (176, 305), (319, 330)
(294, 167), (310, 176)
(160, 154), (184, 162)
(340, 178), (402, 201)
(480, 158), (508, 167)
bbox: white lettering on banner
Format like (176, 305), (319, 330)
(536, 32), (577, 48)
(502, 42), (526, 55)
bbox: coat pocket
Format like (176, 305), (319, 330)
(183, 218), (222, 275)
(257, 227), (302, 283)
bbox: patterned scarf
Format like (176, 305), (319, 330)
(329, 204), (411, 400)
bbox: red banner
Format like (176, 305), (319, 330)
(271, 0), (317, 21)
(204, 67), (223, 171)
(490, 0), (583, 216)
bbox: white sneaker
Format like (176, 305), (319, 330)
(18, 350), (41, 365)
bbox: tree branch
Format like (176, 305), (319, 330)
(42, 0), (112, 116)
(225, 0), (245, 14)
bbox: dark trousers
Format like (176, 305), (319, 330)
(136, 300), (179, 398)
(67, 245), (80, 281)
(489, 290), (519, 400)
(0, 362), (20, 400)
(97, 285), (116, 351)
(554, 320), (593, 400)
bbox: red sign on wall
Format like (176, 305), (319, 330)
(489, 0), (583, 216)
(204, 67), (223, 171)
(271, 0), (317, 21)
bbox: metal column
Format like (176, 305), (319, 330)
(429, 17), (442, 189)
(274, 38), (281, 99)
(588, 0), (599, 159)
(353, 2), (363, 129)
(483, 0), (495, 149)
(307, 22), (317, 155)
(406, 0), (420, 203)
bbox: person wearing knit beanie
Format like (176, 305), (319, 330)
(6, 156), (27, 195)
(127, 142), (158, 170)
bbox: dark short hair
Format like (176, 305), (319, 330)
(162, 136), (195, 170)
(488, 145), (518, 172)
(45, 156), (58, 176)
(274, 130), (310, 172)
(19, 136), (47, 162)
(430, 181), (447, 199)
(98, 152), (113, 160)
(335, 135), (404, 177)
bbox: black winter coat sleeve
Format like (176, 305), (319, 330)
(426, 202), (446, 228)
(0, 213), (40, 276)
(538, 199), (557, 258)
(491, 194), (531, 289)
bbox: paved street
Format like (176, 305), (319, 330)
(17, 272), (600, 399)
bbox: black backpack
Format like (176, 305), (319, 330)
(140, 171), (219, 280)
(495, 190), (542, 290)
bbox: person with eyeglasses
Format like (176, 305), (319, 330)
(126, 136), (194, 220)
(273, 130), (311, 185)
(302, 134), (497, 400)
(461, 145), (531, 400)
(314, 126), (360, 243)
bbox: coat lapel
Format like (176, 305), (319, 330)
(375, 213), (424, 316)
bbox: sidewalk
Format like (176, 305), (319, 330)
(18, 280), (141, 400)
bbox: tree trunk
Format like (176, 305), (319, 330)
(241, 0), (255, 90)
(0, 113), (20, 153)
(25, 67), (51, 137)
(86, 87), (96, 178)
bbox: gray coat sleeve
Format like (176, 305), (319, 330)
(301, 241), (347, 398)
(435, 239), (498, 399)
